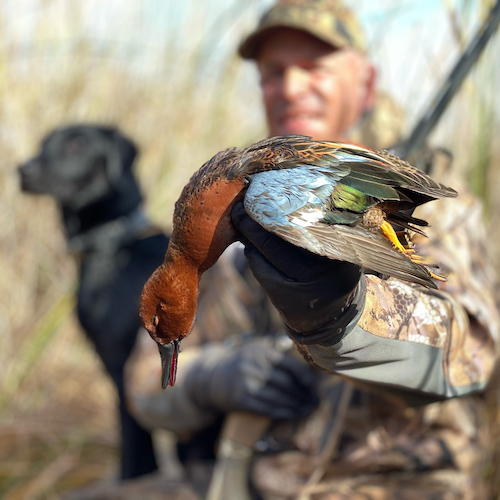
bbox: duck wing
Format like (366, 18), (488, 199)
(244, 166), (438, 288)
(243, 138), (456, 288)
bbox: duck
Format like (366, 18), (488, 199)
(140, 135), (457, 388)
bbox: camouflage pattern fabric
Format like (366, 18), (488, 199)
(239, 0), (366, 59)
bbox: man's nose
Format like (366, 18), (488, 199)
(282, 66), (310, 100)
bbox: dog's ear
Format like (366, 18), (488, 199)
(114, 131), (138, 174)
(98, 127), (138, 182)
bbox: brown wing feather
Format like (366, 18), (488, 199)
(241, 137), (457, 201)
(333, 145), (458, 199)
(259, 219), (439, 289)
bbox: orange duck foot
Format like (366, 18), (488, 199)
(380, 220), (413, 255)
(379, 221), (445, 282)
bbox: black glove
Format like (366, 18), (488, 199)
(231, 202), (364, 346)
(184, 339), (318, 420)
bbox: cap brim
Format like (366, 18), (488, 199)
(239, 24), (348, 60)
(239, 26), (285, 59)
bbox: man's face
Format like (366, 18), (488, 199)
(257, 28), (375, 141)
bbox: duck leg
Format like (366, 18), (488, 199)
(379, 220), (411, 254)
(379, 220), (445, 282)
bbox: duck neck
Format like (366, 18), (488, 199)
(170, 177), (246, 276)
(156, 251), (200, 340)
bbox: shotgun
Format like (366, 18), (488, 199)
(395, 0), (500, 162)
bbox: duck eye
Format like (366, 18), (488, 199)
(151, 316), (159, 327)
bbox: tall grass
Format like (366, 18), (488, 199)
(0, 0), (499, 497)
(0, 1), (264, 495)
(435, 0), (500, 253)
(397, 0), (500, 263)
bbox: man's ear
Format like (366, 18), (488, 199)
(363, 63), (377, 111)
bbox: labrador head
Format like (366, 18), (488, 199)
(19, 125), (139, 209)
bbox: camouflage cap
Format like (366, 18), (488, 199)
(239, 0), (365, 59)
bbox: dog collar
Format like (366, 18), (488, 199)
(68, 207), (151, 254)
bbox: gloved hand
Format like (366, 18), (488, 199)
(184, 339), (318, 420)
(231, 202), (364, 346)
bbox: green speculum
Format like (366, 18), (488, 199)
(330, 183), (371, 212)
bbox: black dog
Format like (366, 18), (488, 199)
(19, 125), (169, 479)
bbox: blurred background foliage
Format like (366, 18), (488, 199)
(0, 0), (499, 498)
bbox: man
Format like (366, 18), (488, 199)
(241, 0), (402, 149)
(128, 1), (499, 498)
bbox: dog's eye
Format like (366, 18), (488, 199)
(151, 316), (159, 327)
(67, 136), (86, 154)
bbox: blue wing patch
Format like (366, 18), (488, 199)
(244, 165), (346, 230)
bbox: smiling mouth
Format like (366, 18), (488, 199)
(282, 111), (319, 121)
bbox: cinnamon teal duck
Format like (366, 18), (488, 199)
(140, 135), (457, 388)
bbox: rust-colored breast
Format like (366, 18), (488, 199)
(170, 177), (246, 273)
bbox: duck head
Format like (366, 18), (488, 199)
(140, 259), (200, 388)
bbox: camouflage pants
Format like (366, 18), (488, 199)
(251, 384), (494, 500)
(253, 456), (488, 499)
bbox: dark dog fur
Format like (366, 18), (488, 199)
(19, 124), (169, 479)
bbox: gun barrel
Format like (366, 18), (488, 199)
(399, 0), (500, 161)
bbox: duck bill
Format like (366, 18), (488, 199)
(158, 340), (180, 389)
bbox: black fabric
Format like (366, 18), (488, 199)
(184, 340), (319, 420)
(231, 202), (362, 343)
(176, 417), (224, 463)
(285, 277), (366, 346)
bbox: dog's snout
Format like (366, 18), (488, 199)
(19, 159), (41, 177)
(19, 159), (42, 191)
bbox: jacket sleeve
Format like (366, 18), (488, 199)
(301, 178), (499, 405)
